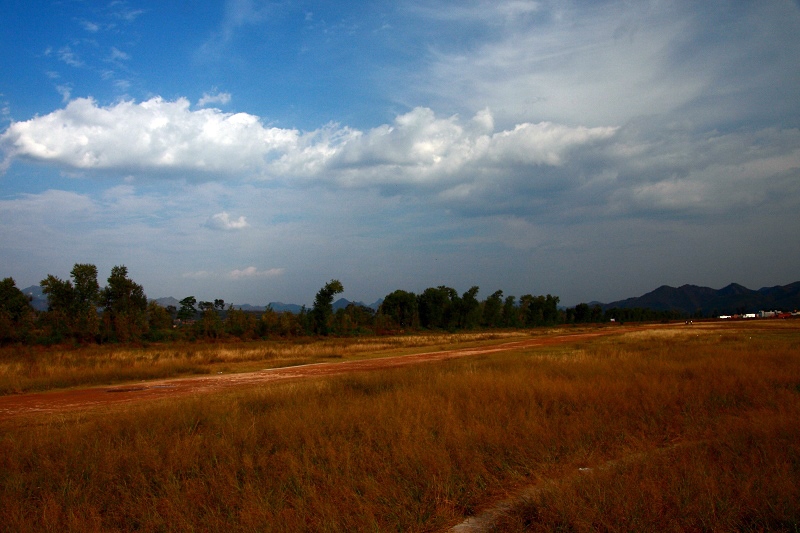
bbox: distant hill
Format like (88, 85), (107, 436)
(152, 296), (180, 308)
(600, 282), (800, 316)
(333, 298), (382, 311)
(251, 302), (304, 314)
(21, 285), (48, 311)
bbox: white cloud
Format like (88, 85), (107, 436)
(182, 271), (213, 279)
(0, 97), (614, 187)
(229, 266), (285, 279)
(2, 96), (797, 230)
(198, 91), (232, 107)
(403, 1), (800, 133)
(328, 107), (615, 186)
(0, 97), (299, 174)
(205, 211), (249, 230)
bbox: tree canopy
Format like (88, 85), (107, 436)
(311, 279), (344, 335)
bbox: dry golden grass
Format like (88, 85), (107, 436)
(0, 321), (798, 532)
(0, 331), (528, 394)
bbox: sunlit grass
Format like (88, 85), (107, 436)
(0, 331), (530, 394)
(1, 321), (798, 531)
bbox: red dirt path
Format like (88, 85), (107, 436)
(0, 327), (646, 422)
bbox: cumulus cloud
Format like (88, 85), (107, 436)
(3, 95), (798, 228)
(0, 97), (615, 187)
(327, 107), (615, 187)
(229, 267), (285, 279)
(0, 97), (299, 174)
(198, 91), (232, 107)
(205, 211), (249, 230)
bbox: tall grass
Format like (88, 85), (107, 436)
(0, 322), (798, 532)
(0, 331), (526, 394)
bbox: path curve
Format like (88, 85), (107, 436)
(0, 327), (642, 421)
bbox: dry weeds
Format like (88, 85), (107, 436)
(0, 331), (529, 395)
(0, 321), (797, 532)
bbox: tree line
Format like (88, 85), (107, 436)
(0, 264), (684, 345)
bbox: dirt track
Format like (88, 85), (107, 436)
(0, 327), (644, 421)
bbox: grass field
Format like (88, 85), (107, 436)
(1, 321), (798, 532)
(0, 330), (530, 395)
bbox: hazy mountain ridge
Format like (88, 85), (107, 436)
(600, 282), (800, 316)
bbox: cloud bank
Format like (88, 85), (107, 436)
(0, 96), (615, 186)
(2, 95), (798, 228)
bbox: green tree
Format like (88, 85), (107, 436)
(146, 301), (174, 340)
(573, 303), (591, 323)
(482, 290), (504, 328)
(70, 263), (100, 341)
(502, 296), (518, 327)
(0, 277), (33, 322)
(40, 264), (101, 341)
(519, 294), (561, 327)
(226, 306), (258, 339)
(458, 286), (481, 329)
(100, 265), (147, 342)
(0, 278), (33, 343)
(196, 306), (223, 339)
(311, 279), (344, 335)
(40, 274), (74, 314)
(379, 290), (418, 329)
(418, 286), (458, 329)
(543, 294), (561, 325)
(177, 297), (197, 321)
(40, 273), (76, 340)
(332, 303), (376, 336)
(518, 294), (535, 326)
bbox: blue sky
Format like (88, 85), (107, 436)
(1, 0), (799, 307)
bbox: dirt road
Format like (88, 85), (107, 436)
(0, 328), (636, 421)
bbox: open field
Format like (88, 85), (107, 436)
(1, 321), (799, 531)
(0, 330), (543, 396)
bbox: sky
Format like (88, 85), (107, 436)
(1, 0), (799, 307)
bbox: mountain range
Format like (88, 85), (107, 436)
(21, 282), (800, 318)
(597, 282), (800, 316)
